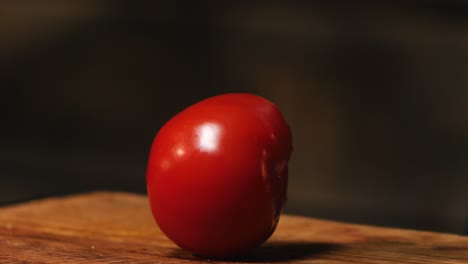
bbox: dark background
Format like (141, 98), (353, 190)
(1, 1), (468, 234)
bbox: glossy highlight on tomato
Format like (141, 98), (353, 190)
(146, 93), (292, 258)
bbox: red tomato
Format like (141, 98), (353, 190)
(146, 93), (292, 257)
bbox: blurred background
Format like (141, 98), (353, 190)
(1, 1), (468, 234)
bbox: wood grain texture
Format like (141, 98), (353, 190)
(0, 192), (467, 263)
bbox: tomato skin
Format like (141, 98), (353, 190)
(146, 93), (292, 257)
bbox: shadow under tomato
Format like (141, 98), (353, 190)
(230, 242), (341, 262)
(169, 241), (341, 262)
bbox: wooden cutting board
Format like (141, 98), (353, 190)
(0, 192), (467, 263)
